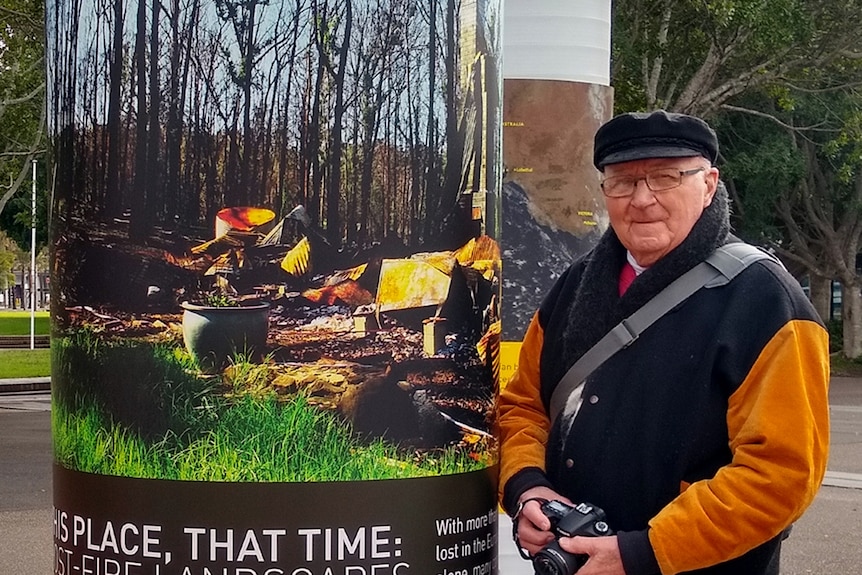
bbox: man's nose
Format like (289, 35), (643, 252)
(629, 178), (654, 204)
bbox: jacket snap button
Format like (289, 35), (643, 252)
(589, 395), (599, 404)
(565, 459), (574, 468)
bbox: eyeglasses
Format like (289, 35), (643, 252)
(600, 167), (707, 198)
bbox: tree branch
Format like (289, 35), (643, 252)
(0, 100), (45, 218)
(720, 104), (836, 133)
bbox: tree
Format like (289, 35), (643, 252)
(0, 0), (47, 251)
(0, 230), (18, 291)
(720, 72), (862, 356)
(610, 0), (862, 357)
(312, 0), (351, 244)
(214, 0), (276, 207)
(611, 0), (862, 115)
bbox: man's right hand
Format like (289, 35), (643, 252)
(513, 486), (572, 556)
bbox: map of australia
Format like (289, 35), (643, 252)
(500, 79), (613, 381)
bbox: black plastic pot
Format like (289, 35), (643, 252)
(180, 301), (270, 374)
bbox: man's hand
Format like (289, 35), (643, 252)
(558, 535), (625, 575)
(513, 487), (571, 556)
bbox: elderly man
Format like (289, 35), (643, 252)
(498, 110), (830, 575)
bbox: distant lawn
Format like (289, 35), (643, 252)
(829, 353), (862, 378)
(0, 349), (52, 378)
(0, 310), (50, 336)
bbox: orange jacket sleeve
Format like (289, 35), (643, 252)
(648, 319), (830, 573)
(498, 312), (552, 506)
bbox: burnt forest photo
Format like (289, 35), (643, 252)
(46, 0), (502, 482)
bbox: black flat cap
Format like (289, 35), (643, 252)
(593, 110), (719, 170)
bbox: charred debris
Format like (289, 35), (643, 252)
(55, 204), (501, 451)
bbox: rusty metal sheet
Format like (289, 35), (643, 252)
(281, 236), (311, 276)
(454, 235), (500, 281)
(454, 235), (501, 264)
(190, 230), (255, 255)
(376, 259), (452, 312)
(408, 251), (457, 275)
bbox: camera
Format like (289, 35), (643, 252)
(532, 500), (613, 575)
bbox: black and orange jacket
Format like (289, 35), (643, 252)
(498, 220), (830, 574)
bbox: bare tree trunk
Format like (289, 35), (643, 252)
(130, 0), (149, 241)
(239, 1), (257, 206)
(277, 5), (302, 216)
(105, 0), (124, 219)
(167, 0), (198, 222)
(441, 0), (461, 201)
(148, 0), (162, 220)
(407, 62), (422, 243)
(324, 0), (351, 245)
(309, 64), (325, 225)
(298, 51), (312, 210)
(808, 274), (833, 324)
(842, 282), (862, 359)
(309, 0), (329, 226)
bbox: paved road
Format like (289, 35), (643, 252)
(1, 378), (861, 574)
(0, 405), (52, 575)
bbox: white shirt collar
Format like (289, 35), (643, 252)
(626, 251), (649, 275)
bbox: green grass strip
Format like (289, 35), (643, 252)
(0, 349), (52, 378)
(53, 395), (487, 482)
(0, 311), (51, 335)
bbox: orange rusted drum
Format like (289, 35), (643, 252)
(214, 206), (276, 237)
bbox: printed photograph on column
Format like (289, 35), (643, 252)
(48, 0), (500, 484)
(47, 1), (501, 573)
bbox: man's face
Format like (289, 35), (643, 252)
(603, 156), (718, 267)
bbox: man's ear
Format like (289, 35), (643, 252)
(703, 167), (719, 207)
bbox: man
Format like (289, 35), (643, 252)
(497, 110), (830, 575)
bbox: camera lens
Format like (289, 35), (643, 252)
(532, 540), (583, 575)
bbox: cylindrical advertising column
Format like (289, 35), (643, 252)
(47, 2), (501, 574)
(500, 0), (614, 380)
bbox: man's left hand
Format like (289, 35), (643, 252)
(558, 535), (625, 575)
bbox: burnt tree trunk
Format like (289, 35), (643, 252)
(130, 0), (149, 241)
(105, 0), (124, 219)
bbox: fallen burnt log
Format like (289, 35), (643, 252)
(222, 357), (494, 451)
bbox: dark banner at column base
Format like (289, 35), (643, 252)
(54, 465), (499, 575)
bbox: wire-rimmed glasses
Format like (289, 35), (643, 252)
(601, 167), (706, 198)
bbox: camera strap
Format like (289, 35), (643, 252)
(548, 242), (780, 426)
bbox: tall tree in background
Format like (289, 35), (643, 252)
(354, 2), (397, 246)
(611, 0), (862, 356)
(147, 0), (161, 220)
(313, 0), (351, 245)
(215, 0), (274, 207)
(0, 0), (47, 252)
(720, 69), (862, 356)
(105, 0), (124, 219)
(166, 0), (201, 223)
(612, 0), (862, 115)
(129, 0), (150, 240)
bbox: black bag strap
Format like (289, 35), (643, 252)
(548, 243), (779, 425)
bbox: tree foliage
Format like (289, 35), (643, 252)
(611, 0), (862, 115)
(0, 229), (20, 288)
(46, 0), (496, 251)
(719, 62), (862, 354)
(0, 0), (47, 252)
(611, 0), (862, 355)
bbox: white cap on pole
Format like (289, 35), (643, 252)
(503, 0), (612, 85)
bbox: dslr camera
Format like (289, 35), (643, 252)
(532, 500), (613, 575)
